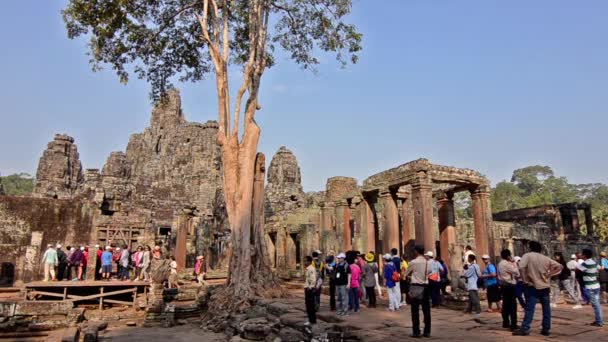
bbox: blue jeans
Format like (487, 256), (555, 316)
(588, 288), (604, 325)
(521, 287), (551, 332)
(348, 287), (360, 312)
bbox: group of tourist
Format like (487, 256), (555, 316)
(41, 244), (90, 282)
(303, 242), (608, 338)
(41, 242), (208, 288)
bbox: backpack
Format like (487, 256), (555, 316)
(388, 264), (400, 282)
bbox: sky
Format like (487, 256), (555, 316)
(1, 1), (607, 192)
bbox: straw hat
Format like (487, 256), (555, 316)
(365, 253), (374, 262)
(601, 251), (607, 257)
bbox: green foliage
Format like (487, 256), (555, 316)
(492, 165), (608, 241)
(62, 0), (362, 100)
(0, 173), (34, 196)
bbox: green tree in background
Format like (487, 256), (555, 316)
(491, 165), (608, 241)
(0, 173), (34, 196)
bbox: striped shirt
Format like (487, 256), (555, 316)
(577, 259), (600, 290)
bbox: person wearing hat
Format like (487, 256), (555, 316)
(334, 253), (349, 316)
(325, 253), (337, 311)
(41, 244), (58, 281)
(425, 251), (444, 307)
(68, 246), (84, 281)
(551, 252), (581, 310)
(406, 246), (432, 338)
(56, 244), (67, 281)
(514, 256), (527, 308)
(566, 254), (582, 301)
(362, 253), (379, 308)
(383, 253), (400, 312)
(481, 254), (501, 313)
(304, 255), (318, 326)
(101, 246), (113, 281)
(599, 251), (608, 304)
(311, 250), (325, 311)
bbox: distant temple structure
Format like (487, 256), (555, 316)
(0, 91), (603, 285)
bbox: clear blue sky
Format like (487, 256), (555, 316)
(1, 1), (607, 191)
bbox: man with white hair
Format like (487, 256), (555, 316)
(334, 253), (349, 316)
(41, 244), (58, 281)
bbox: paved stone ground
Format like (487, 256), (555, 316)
(293, 289), (608, 341)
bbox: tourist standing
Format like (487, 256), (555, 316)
(438, 258), (449, 297)
(462, 254), (482, 322)
(406, 246), (431, 338)
(551, 252), (582, 309)
(101, 246), (113, 281)
(56, 244), (67, 281)
(498, 249), (519, 330)
(567, 254), (582, 302)
(132, 246), (143, 280)
(400, 255), (410, 306)
(577, 249), (604, 327)
(514, 256), (526, 308)
(168, 256), (179, 289)
(383, 254), (400, 311)
(599, 251), (608, 304)
(95, 245), (103, 280)
(304, 255), (317, 325)
(194, 255), (206, 284)
(513, 241), (563, 337)
(391, 248), (402, 305)
(334, 253), (349, 316)
(362, 253), (378, 308)
(65, 246), (74, 280)
(576, 253), (590, 305)
(348, 255), (362, 313)
(325, 254), (336, 311)
(120, 245), (130, 281)
(82, 246), (89, 280)
(481, 255), (501, 313)
(312, 250), (325, 311)
(463, 245), (475, 266)
(426, 251), (443, 307)
(68, 246), (83, 281)
(141, 246), (152, 281)
(41, 244), (58, 282)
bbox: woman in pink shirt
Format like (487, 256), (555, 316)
(349, 262), (362, 313)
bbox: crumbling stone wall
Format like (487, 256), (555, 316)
(0, 196), (94, 284)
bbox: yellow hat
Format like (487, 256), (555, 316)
(601, 251), (607, 257)
(365, 253), (374, 262)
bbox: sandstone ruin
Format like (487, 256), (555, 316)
(0, 91), (603, 288)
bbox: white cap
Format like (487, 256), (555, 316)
(383, 253), (392, 260)
(571, 254), (577, 259)
(425, 251), (434, 258)
(514, 256), (521, 262)
(105, 246), (111, 250)
(337, 253), (346, 259)
(314, 249), (322, 255)
(116, 247), (121, 251)
(95, 244), (100, 248)
(482, 254), (490, 260)
(56, 244), (62, 249)
(80, 246), (85, 251)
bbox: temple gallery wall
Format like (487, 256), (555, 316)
(0, 91), (602, 285)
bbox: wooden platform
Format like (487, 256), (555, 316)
(24, 280), (149, 310)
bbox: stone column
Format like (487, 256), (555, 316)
(380, 190), (399, 254)
(363, 198), (376, 254)
(411, 174), (435, 253)
(471, 185), (495, 260)
(437, 192), (457, 287)
(321, 202), (335, 232)
(398, 187), (414, 258)
(175, 210), (192, 270)
(336, 201), (352, 251)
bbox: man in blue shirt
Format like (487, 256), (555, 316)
(482, 255), (501, 313)
(599, 251), (608, 304)
(101, 246), (113, 281)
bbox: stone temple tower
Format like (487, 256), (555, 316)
(264, 146), (306, 222)
(33, 134), (84, 199)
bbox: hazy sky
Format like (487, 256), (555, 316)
(1, 1), (607, 191)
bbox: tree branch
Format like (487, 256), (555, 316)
(153, 2), (200, 40)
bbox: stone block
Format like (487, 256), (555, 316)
(60, 327), (80, 342)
